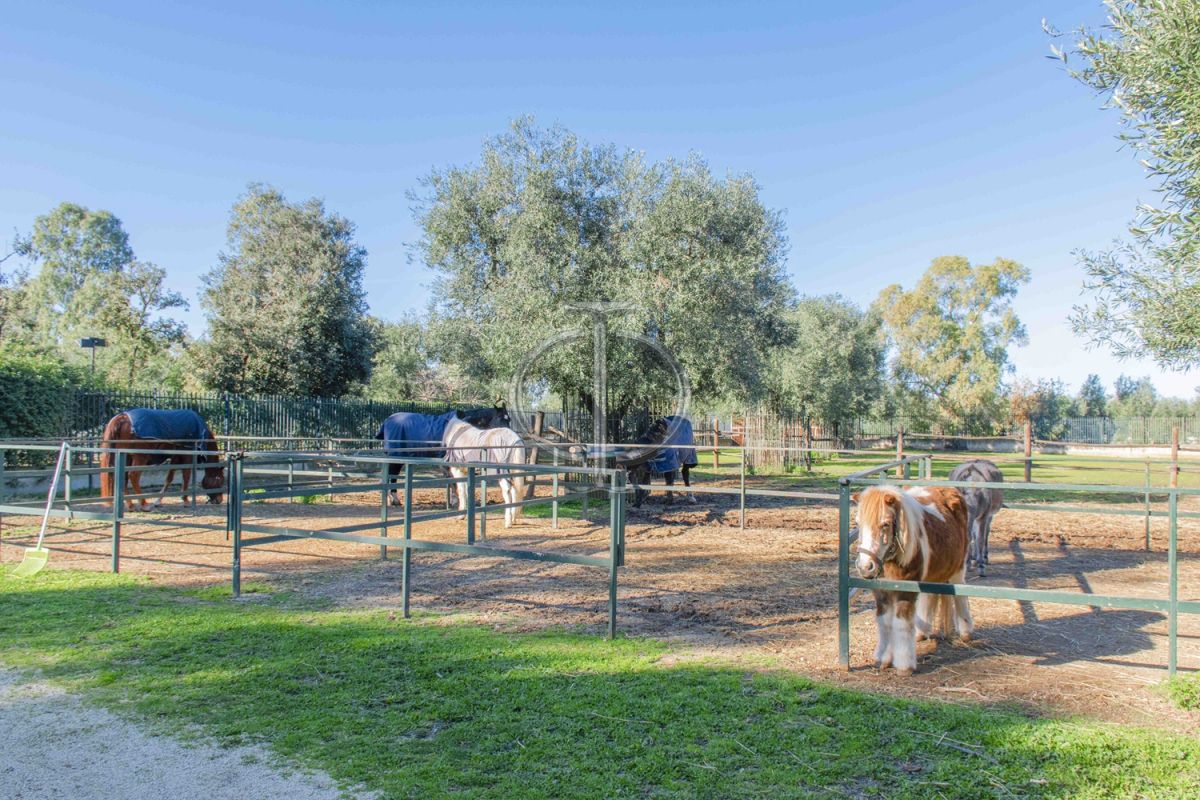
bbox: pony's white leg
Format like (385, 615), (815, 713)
(951, 566), (974, 641)
(874, 602), (893, 669)
(892, 606), (918, 675)
(914, 593), (936, 641)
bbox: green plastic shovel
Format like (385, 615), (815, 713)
(11, 442), (68, 578)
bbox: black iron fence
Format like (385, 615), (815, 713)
(15, 389), (469, 442)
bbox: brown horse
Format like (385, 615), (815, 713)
(853, 485), (973, 675)
(99, 409), (224, 511)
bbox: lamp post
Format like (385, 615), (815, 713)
(79, 337), (107, 379)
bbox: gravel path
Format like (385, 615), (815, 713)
(0, 669), (369, 800)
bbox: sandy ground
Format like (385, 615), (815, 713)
(0, 669), (372, 800)
(2, 483), (1197, 731)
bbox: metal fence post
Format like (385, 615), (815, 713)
(1170, 426), (1180, 488)
(739, 451), (746, 530)
(1144, 462), (1152, 552)
(608, 470), (623, 639)
(466, 467), (476, 545)
(112, 452), (125, 574)
(190, 449), (198, 511)
(63, 446), (73, 518)
(402, 463), (413, 619)
(838, 480), (851, 667)
(479, 476), (487, 541)
(1168, 489), (1178, 676)
(379, 461), (389, 560)
(0, 449), (5, 506)
(551, 448), (559, 530)
(231, 456), (243, 597)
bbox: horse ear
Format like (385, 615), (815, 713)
(850, 492), (860, 504)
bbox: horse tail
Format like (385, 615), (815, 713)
(937, 594), (955, 637)
(99, 413), (126, 500)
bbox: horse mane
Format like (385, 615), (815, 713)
(862, 486), (927, 566)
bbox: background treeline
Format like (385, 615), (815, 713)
(2, 116), (1195, 438)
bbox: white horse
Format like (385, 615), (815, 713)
(443, 416), (528, 528)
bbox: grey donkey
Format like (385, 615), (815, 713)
(948, 459), (1004, 577)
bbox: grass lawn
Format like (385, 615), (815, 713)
(1, 570), (1197, 799)
(683, 451), (1199, 506)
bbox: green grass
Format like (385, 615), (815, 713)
(1166, 673), (1200, 711)
(1, 570), (1197, 799)
(689, 451), (1198, 505)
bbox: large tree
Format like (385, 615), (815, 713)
(416, 119), (794, 410)
(874, 256), (1030, 432)
(195, 184), (376, 396)
(1052, 1), (1200, 368)
(767, 295), (884, 424)
(8, 203), (188, 385)
(1077, 373), (1109, 416)
(365, 315), (464, 401)
(94, 261), (188, 387)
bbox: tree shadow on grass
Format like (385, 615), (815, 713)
(1, 573), (1198, 799)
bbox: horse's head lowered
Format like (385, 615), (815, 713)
(852, 486), (921, 578)
(199, 452), (225, 504)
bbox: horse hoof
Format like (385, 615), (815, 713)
(686, 495), (698, 505)
(895, 667), (914, 677)
(959, 632), (973, 644)
(915, 632), (928, 642)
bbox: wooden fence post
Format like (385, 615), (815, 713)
(895, 428), (905, 478)
(712, 418), (721, 469)
(1024, 419), (1033, 483)
(1171, 426), (1180, 488)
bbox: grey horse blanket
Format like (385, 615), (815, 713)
(125, 409), (211, 446)
(648, 416), (698, 474)
(377, 411), (459, 458)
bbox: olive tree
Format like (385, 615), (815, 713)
(1051, 1), (1200, 368)
(415, 119), (794, 412)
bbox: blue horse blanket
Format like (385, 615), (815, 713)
(377, 411), (458, 458)
(126, 409), (211, 446)
(649, 416), (698, 474)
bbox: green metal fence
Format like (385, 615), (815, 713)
(0, 441), (630, 637)
(837, 456), (1199, 676)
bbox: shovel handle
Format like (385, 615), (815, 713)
(34, 442), (69, 551)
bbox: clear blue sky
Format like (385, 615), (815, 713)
(3, 0), (1193, 397)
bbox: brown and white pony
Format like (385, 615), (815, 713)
(99, 412), (225, 511)
(853, 485), (973, 675)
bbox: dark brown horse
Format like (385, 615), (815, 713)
(99, 409), (224, 511)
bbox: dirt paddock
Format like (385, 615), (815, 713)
(2, 485), (1197, 730)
